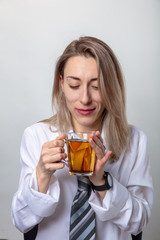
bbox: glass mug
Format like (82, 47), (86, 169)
(66, 132), (96, 176)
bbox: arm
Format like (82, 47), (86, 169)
(88, 131), (112, 198)
(11, 126), (67, 233)
(36, 133), (67, 193)
(88, 130), (154, 235)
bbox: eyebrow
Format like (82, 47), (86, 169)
(66, 76), (98, 81)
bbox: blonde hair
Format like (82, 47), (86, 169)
(44, 36), (130, 162)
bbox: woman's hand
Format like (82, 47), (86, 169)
(36, 134), (67, 193)
(88, 131), (112, 198)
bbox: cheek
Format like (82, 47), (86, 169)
(96, 98), (105, 112)
(94, 94), (103, 106)
(64, 90), (79, 105)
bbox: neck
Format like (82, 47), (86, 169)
(72, 122), (102, 133)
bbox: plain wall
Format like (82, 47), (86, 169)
(0, 0), (159, 239)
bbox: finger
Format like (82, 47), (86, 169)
(94, 151), (112, 173)
(56, 133), (67, 140)
(89, 135), (105, 159)
(95, 131), (103, 142)
(89, 139), (103, 159)
(42, 153), (67, 164)
(48, 134), (67, 148)
(41, 143), (65, 157)
(45, 162), (65, 172)
(90, 131), (104, 150)
(102, 151), (112, 165)
(95, 131), (106, 149)
(47, 147), (65, 156)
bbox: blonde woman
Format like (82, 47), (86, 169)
(12, 36), (153, 240)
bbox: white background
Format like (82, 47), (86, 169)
(0, 0), (159, 239)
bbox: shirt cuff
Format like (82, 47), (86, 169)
(89, 176), (129, 221)
(24, 170), (60, 217)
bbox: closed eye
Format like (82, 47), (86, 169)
(91, 86), (99, 90)
(69, 85), (80, 89)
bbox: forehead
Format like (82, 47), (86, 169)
(63, 56), (98, 77)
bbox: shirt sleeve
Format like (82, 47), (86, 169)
(89, 130), (154, 235)
(11, 127), (60, 233)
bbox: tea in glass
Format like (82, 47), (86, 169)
(67, 132), (96, 176)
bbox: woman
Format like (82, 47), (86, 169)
(11, 36), (153, 239)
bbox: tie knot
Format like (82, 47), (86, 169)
(77, 176), (92, 191)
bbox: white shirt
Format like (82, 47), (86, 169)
(11, 122), (153, 240)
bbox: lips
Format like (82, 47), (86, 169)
(76, 108), (95, 115)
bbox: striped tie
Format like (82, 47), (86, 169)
(69, 176), (96, 240)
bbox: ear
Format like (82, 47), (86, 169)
(60, 75), (64, 90)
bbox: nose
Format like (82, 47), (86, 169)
(80, 87), (92, 105)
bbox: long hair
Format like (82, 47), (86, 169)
(44, 36), (130, 162)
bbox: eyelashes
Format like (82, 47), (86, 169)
(69, 85), (99, 90)
(69, 85), (79, 89)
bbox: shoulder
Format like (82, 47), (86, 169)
(129, 125), (148, 147)
(24, 122), (50, 134)
(23, 122), (59, 141)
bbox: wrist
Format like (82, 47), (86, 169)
(91, 177), (105, 187)
(91, 172), (113, 192)
(36, 166), (52, 193)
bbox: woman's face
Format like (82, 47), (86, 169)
(61, 56), (105, 132)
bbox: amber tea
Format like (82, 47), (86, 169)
(67, 135), (95, 176)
